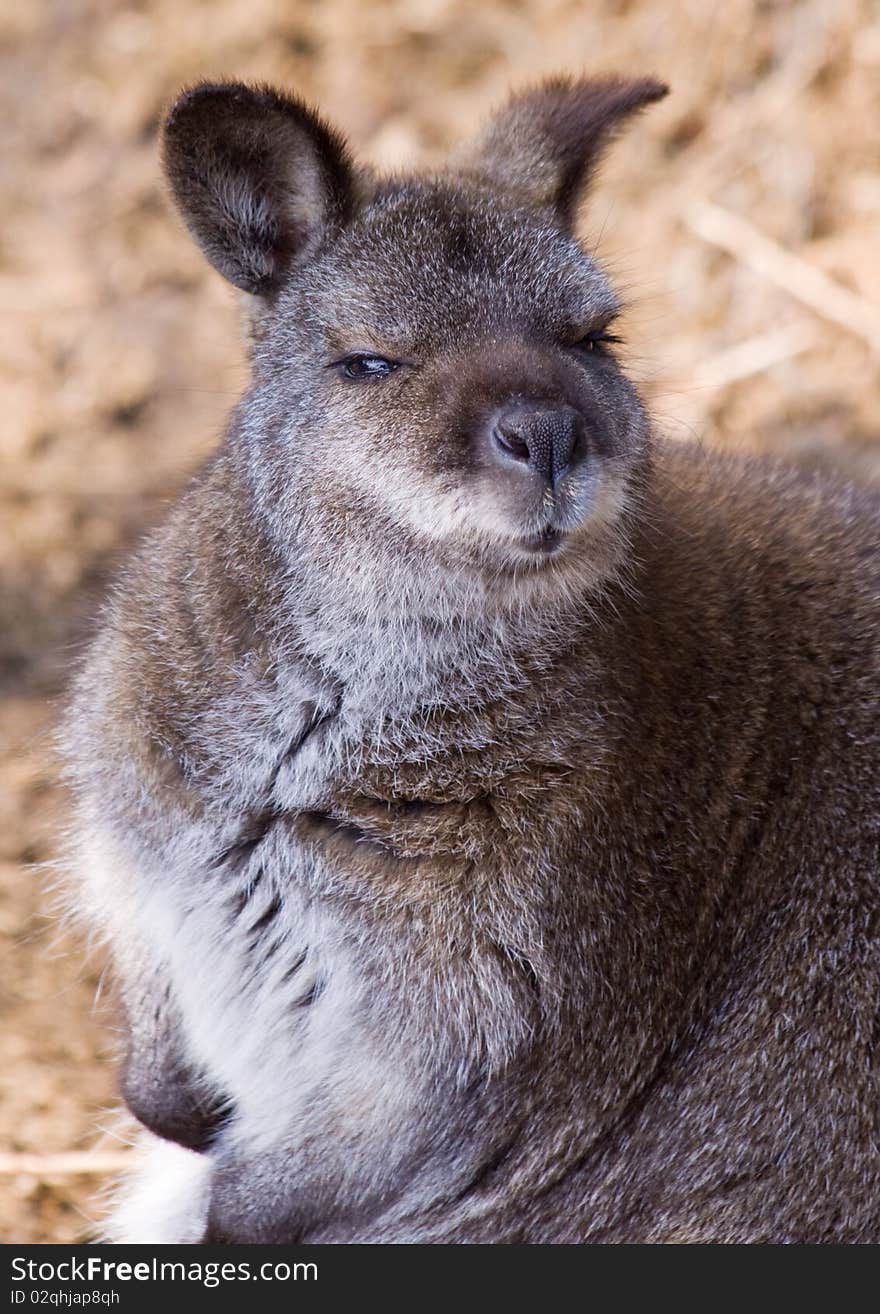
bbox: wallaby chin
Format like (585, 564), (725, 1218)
(63, 76), (879, 1245)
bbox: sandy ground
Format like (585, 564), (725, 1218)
(2, 0), (879, 1242)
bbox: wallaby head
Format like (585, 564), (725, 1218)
(162, 78), (667, 622)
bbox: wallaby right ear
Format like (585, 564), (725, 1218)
(162, 82), (356, 295)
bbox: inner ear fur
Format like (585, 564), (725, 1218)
(455, 75), (668, 226)
(162, 81), (356, 295)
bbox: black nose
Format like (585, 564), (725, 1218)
(492, 402), (584, 485)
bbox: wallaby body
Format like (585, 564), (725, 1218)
(65, 78), (880, 1243)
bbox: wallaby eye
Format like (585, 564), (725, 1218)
(571, 328), (622, 355)
(332, 353), (400, 381)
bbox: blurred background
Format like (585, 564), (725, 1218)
(2, 0), (879, 1242)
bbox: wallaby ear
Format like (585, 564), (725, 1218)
(456, 75), (668, 227)
(162, 82), (356, 295)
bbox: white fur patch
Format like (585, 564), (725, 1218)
(104, 1133), (212, 1244)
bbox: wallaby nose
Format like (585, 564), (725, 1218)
(492, 403), (584, 485)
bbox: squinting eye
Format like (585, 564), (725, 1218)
(572, 329), (622, 354)
(334, 354), (400, 380)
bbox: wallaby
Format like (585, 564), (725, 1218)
(64, 76), (880, 1244)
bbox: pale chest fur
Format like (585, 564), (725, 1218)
(91, 635), (602, 1174)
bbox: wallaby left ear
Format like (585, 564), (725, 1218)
(456, 75), (668, 227)
(162, 81), (356, 296)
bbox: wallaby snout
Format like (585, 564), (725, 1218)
(491, 401), (585, 489)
